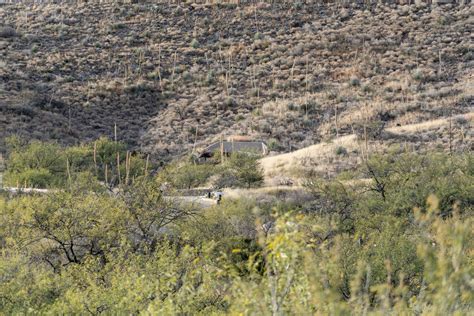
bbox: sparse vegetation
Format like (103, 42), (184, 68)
(0, 1), (472, 314)
(1, 2), (470, 159)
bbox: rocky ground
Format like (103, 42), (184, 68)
(0, 1), (472, 162)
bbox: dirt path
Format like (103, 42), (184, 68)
(1, 187), (217, 209)
(169, 196), (217, 209)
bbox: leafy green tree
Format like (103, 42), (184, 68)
(64, 144), (93, 173)
(2, 190), (124, 271)
(214, 153), (264, 189)
(229, 153), (264, 188)
(118, 178), (198, 251)
(361, 152), (473, 217)
(159, 161), (215, 189)
(303, 177), (356, 232)
(4, 136), (67, 187)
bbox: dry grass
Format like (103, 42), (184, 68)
(260, 134), (358, 181)
(386, 112), (473, 134)
(222, 185), (313, 204)
(223, 185), (303, 198)
(260, 112), (473, 181)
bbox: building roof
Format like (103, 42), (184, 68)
(200, 141), (267, 157)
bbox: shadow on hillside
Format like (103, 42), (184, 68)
(1, 89), (163, 153)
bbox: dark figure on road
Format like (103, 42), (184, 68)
(214, 191), (223, 204)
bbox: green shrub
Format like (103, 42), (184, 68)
(359, 152), (473, 217)
(214, 152), (264, 188)
(287, 102), (297, 111)
(160, 161), (215, 190)
(361, 84), (372, 93)
(224, 97), (236, 107)
(4, 137), (67, 187)
(7, 168), (56, 188)
(254, 32), (263, 41)
(267, 138), (284, 152)
(412, 68), (425, 82)
(205, 70), (215, 85)
(349, 76), (360, 87)
(109, 23), (127, 32)
(190, 38), (199, 49)
(335, 146), (348, 156)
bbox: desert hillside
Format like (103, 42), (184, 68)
(1, 1), (472, 160)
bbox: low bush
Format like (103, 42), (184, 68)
(190, 38), (199, 49)
(0, 26), (17, 38)
(335, 146), (348, 156)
